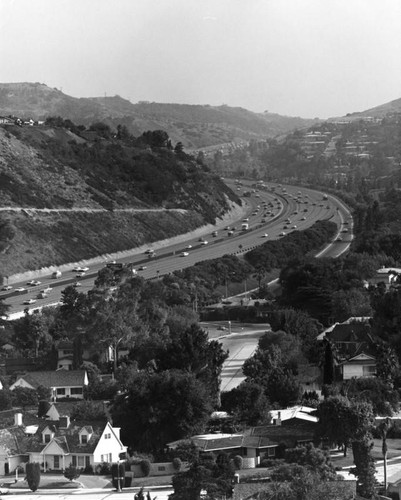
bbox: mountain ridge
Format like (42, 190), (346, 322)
(0, 82), (318, 148)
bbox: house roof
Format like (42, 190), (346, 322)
(326, 323), (372, 343)
(18, 419), (116, 455)
(15, 370), (87, 389)
(270, 406), (319, 424)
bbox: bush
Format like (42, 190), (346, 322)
(140, 459), (151, 477)
(97, 462), (111, 475)
(233, 455), (243, 470)
(172, 457), (182, 471)
(84, 464), (94, 475)
(26, 462), (41, 492)
(64, 464), (81, 482)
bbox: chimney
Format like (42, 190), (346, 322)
(14, 413), (23, 426)
(275, 411), (281, 426)
(59, 415), (70, 429)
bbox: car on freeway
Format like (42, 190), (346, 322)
(336, 237), (343, 242)
(138, 266), (147, 271)
(1, 285), (12, 291)
(181, 251), (189, 257)
(23, 298), (37, 305)
(74, 282), (82, 287)
(261, 218), (267, 223)
(15, 287), (26, 292)
(228, 230), (234, 236)
(37, 292), (48, 299)
(301, 216), (307, 220)
(292, 225), (297, 229)
(27, 280), (41, 286)
(201, 240), (208, 245)
(76, 272), (86, 277)
(279, 232), (286, 236)
(262, 233), (268, 238)
(144, 249), (155, 255)
(185, 244), (193, 249)
(73, 266), (89, 272)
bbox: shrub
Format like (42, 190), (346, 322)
(64, 464), (81, 482)
(98, 462), (111, 475)
(84, 464), (94, 475)
(172, 457), (182, 471)
(140, 459), (151, 477)
(26, 462), (41, 492)
(233, 455), (243, 470)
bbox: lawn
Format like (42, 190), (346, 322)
(330, 439), (401, 469)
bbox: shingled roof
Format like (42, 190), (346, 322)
(15, 370), (87, 389)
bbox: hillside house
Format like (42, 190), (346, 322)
(9, 370), (88, 400)
(340, 352), (376, 380)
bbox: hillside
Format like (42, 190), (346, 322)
(0, 82), (317, 148)
(0, 123), (240, 275)
(330, 96), (401, 120)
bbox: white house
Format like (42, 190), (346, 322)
(9, 370), (88, 400)
(340, 352), (376, 380)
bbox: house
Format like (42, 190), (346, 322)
(318, 319), (377, 380)
(9, 370), (88, 400)
(168, 406), (319, 469)
(340, 352), (376, 380)
(368, 267), (401, 289)
(0, 412), (127, 474)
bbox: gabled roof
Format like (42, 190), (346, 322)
(14, 370), (87, 389)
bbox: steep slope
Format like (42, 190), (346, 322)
(0, 82), (316, 148)
(0, 123), (240, 274)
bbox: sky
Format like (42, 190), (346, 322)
(2, 0), (401, 118)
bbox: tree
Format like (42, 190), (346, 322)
(221, 380), (271, 426)
(64, 464), (81, 482)
(170, 452), (234, 500)
(70, 400), (109, 421)
(318, 396), (354, 457)
(26, 462), (41, 492)
(322, 339), (335, 385)
(111, 370), (212, 452)
(11, 387), (38, 409)
(378, 418), (392, 491)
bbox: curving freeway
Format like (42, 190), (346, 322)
(1, 181), (353, 317)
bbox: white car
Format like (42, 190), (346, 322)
(27, 280), (41, 286)
(185, 244), (193, 249)
(73, 266), (89, 272)
(1, 285), (12, 291)
(15, 287), (26, 292)
(279, 232), (286, 236)
(262, 233), (268, 238)
(201, 240), (208, 245)
(138, 266), (147, 271)
(23, 298), (37, 305)
(73, 282), (82, 287)
(76, 272), (86, 277)
(181, 251), (189, 257)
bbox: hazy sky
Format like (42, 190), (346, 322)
(2, 0), (401, 118)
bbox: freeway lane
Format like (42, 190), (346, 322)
(1, 182), (352, 316)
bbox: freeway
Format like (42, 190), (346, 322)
(1, 181), (352, 316)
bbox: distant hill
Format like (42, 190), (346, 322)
(0, 82), (318, 148)
(330, 96), (401, 121)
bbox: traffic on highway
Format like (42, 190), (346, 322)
(1, 180), (353, 317)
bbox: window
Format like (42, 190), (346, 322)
(72, 456), (77, 466)
(100, 455), (104, 462)
(108, 453), (112, 462)
(44, 434), (51, 443)
(56, 388), (66, 395)
(77, 456), (85, 467)
(363, 365), (376, 376)
(104, 433), (111, 439)
(85, 456), (90, 467)
(267, 448), (276, 457)
(158, 466), (166, 472)
(81, 435), (88, 444)
(71, 387), (83, 395)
